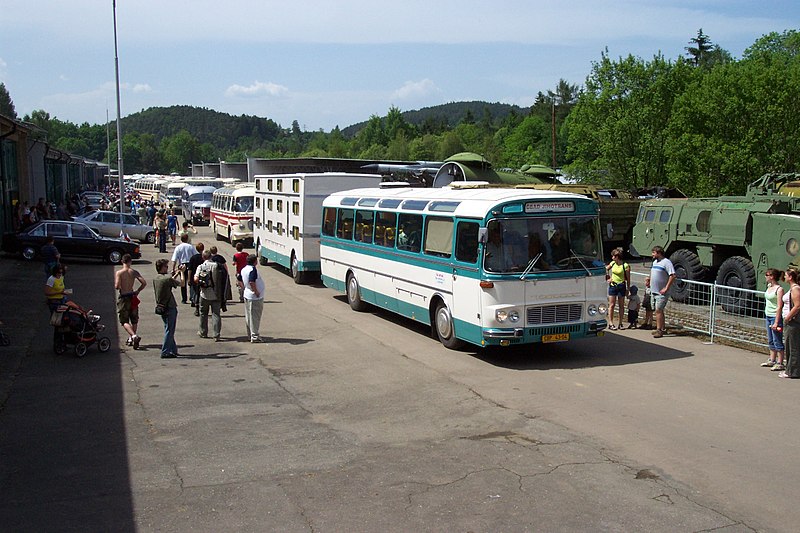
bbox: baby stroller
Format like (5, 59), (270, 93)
(50, 303), (111, 357)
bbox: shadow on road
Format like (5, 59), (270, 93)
(0, 254), (135, 532)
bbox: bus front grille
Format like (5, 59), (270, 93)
(527, 304), (583, 325)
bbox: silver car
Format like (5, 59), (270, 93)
(74, 210), (156, 243)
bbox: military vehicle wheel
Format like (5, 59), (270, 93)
(670, 249), (707, 303)
(716, 256), (757, 315)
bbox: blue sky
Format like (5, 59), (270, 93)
(1, 1), (797, 131)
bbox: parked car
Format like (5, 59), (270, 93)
(2, 220), (141, 264)
(73, 210), (155, 243)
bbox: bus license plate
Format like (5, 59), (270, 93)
(542, 333), (570, 343)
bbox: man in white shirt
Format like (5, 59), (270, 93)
(171, 233), (197, 304)
(649, 245), (676, 338)
(240, 254), (265, 343)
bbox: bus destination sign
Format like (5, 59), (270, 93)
(524, 201), (574, 213)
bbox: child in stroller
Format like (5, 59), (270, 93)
(50, 303), (111, 357)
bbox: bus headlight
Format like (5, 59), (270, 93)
(496, 309), (520, 323)
(588, 304), (609, 316)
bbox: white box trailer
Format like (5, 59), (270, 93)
(253, 172), (382, 283)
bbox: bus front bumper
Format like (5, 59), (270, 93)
(481, 320), (607, 346)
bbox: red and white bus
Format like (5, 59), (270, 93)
(210, 184), (255, 244)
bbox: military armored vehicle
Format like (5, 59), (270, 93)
(631, 173), (800, 312)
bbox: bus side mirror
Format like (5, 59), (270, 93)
(478, 228), (488, 244)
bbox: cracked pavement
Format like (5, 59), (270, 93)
(0, 230), (786, 532)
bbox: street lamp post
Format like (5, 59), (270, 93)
(113, 0), (124, 212)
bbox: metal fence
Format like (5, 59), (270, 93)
(630, 271), (767, 352)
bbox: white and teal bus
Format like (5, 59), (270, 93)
(320, 184), (608, 349)
(253, 172), (383, 283)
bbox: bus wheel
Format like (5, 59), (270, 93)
(257, 241), (268, 266)
(346, 273), (367, 311)
(291, 253), (306, 285)
(434, 301), (464, 350)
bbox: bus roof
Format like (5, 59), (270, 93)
(213, 185), (255, 196)
(323, 185), (596, 219)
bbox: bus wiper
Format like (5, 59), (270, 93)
(520, 253), (542, 279)
(569, 249), (593, 276)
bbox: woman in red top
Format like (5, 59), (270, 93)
(232, 242), (249, 303)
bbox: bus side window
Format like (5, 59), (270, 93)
(455, 221), (479, 263)
(397, 213), (422, 253)
(355, 210), (374, 244)
(375, 211), (396, 247)
(423, 217), (453, 258)
(338, 209), (354, 240)
(322, 208), (336, 236)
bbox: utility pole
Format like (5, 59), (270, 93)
(551, 100), (557, 169)
(113, 0), (124, 212)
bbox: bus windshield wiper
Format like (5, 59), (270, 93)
(520, 253), (542, 279)
(569, 249), (593, 276)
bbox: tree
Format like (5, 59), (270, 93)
(686, 29), (713, 67)
(667, 31), (800, 196)
(0, 83), (17, 119)
(566, 50), (695, 188)
(161, 130), (201, 173)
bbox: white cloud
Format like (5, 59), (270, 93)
(392, 79), (440, 101)
(225, 81), (289, 98)
(132, 83), (152, 93)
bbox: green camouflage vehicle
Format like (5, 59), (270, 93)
(631, 173), (800, 311)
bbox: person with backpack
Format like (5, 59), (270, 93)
(194, 249), (222, 341)
(187, 242), (205, 316)
(605, 247), (631, 330)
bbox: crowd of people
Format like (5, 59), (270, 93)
(40, 226), (265, 360)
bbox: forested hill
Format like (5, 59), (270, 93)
(120, 105), (282, 147)
(341, 101), (525, 137)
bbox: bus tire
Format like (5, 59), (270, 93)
(257, 241), (268, 266)
(291, 252), (306, 285)
(434, 301), (464, 350)
(346, 273), (367, 311)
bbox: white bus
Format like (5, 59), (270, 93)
(320, 184), (609, 349)
(181, 185), (216, 224)
(253, 172), (383, 283)
(133, 177), (169, 203)
(211, 184), (256, 244)
(159, 181), (187, 207)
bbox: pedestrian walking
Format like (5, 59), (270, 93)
(195, 250), (222, 341)
(240, 254), (265, 342)
(153, 258), (182, 358)
(167, 209), (179, 245)
(209, 246), (231, 312)
(649, 246), (675, 339)
(187, 242), (205, 316)
(171, 233), (197, 304)
(40, 235), (61, 278)
(232, 242), (248, 303)
(178, 221), (197, 244)
(155, 210), (168, 253)
(763, 268), (785, 370)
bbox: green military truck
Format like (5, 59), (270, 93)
(631, 173), (800, 312)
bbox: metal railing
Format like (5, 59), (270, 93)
(629, 271), (767, 352)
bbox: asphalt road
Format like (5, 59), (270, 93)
(0, 226), (795, 532)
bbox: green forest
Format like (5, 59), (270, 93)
(2, 29), (798, 197)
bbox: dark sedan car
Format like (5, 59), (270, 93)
(2, 220), (141, 264)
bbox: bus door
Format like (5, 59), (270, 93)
(450, 219), (481, 331)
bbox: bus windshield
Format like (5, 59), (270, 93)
(189, 193), (214, 202)
(234, 197), (253, 213)
(484, 216), (602, 273)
